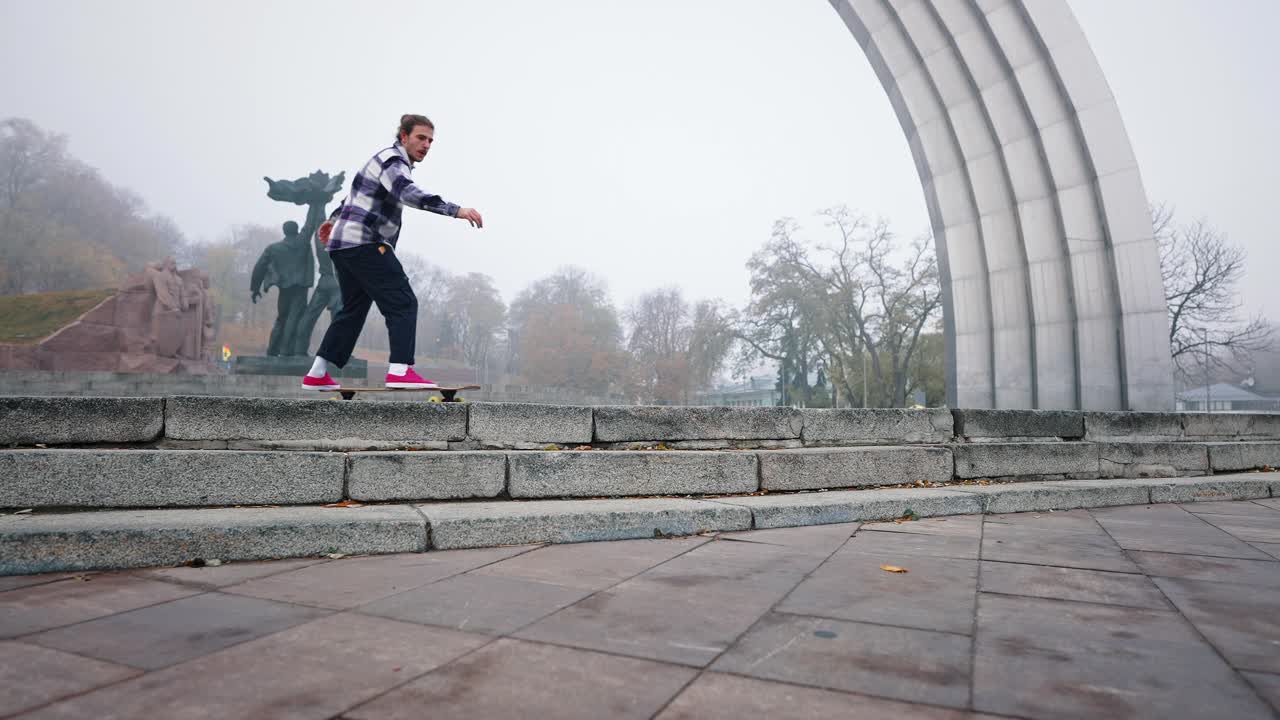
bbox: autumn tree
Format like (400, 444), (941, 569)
(737, 207), (942, 408)
(625, 287), (733, 404)
(440, 272), (506, 368)
(507, 266), (626, 393)
(0, 117), (186, 294)
(734, 228), (830, 407)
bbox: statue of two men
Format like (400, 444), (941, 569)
(251, 170), (345, 357)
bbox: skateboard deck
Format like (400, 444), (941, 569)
(320, 385), (480, 402)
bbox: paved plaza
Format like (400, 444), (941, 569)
(1, 499), (1279, 719)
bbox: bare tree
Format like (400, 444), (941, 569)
(1155, 204), (1271, 380)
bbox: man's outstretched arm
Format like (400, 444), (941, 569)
(379, 157), (483, 227)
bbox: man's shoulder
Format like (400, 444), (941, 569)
(370, 145), (410, 170)
(370, 145), (403, 161)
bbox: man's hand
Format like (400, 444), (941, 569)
(456, 208), (484, 228)
(251, 290), (261, 304)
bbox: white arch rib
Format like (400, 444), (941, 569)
(830, 0), (1173, 410)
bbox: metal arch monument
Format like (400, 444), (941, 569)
(830, 0), (1173, 410)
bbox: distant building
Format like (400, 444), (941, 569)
(1176, 383), (1280, 412)
(697, 375), (781, 407)
(1250, 345), (1280, 395)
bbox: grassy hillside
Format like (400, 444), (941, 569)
(0, 288), (117, 344)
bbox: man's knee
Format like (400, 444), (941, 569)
(383, 290), (417, 320)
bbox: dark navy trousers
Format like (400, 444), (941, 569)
(316, 243), (417, 367)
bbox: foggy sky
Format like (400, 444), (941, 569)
(2, 0), (1276, 320)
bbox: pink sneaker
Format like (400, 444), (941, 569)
(302, 373), (341, 390)
(385, 367), (438, 389)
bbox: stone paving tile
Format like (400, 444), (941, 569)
(1091, 510), (1272, 560)
(0, 641), (139, 717)
(225, 546), (534, 609)
(470, 535), (709, 590)
(0, 573), (89, 594)
(1179, 500), (1280, 517)
(841, 525), (980, 560)
(7, 500), (1280, 720)
(516, 539), (829, 666)
(657, 672), (998, 719)
(0, 574), (197, 639)
(973, 593), (1273, 720)
(347, 638), (696, 720)
(20, 613), (488, 720)
(711, 613), (972, 709)
(1254, 498), (1280, 511)
(980, 561), (1170, 609)
(357, 573), (591, 635)
(1195, 514), (1280, 544)
(1243, 672), (1280, 715)
(29, 591), (330, 670)
(139, 557), (329, 589)
(778, 550), (979, 635)
(1090, 503), (1206, 525)
(859, 514), (983, 537)
(981, 521), (1140, 573)
(1128, 550), (1280, 588)
(718, 521), (859, 554)
(1154, 577), (1280, 674)
(983, 508), (1104, 534)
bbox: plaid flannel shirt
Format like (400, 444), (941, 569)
(325, 141), (460, 252)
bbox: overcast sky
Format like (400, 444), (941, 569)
(3, 0), (1277, 320)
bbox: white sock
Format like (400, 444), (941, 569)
(389, 363), (409, 376)
(308, 356), (328, 378)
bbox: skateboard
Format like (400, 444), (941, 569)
(320, 385), (480, 402)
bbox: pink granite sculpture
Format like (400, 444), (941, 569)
(0, 257), (218, 373)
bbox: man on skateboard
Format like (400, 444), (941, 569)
(302, 114), (484, 390)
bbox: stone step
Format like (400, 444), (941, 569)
(0, 446), (957, 509)
(6, 442), (1280, 510)
(1, 505), (426, 575)
(3, 474), (1273, 575)
(953, 441), (1280, 480)
(0, 449), (345, 509)
(9, 395), (1280, 450)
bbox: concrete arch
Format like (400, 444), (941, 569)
(830, 0), (1173, 410)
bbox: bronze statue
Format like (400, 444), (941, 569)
(294, 225), (342, 351)
(252, 170), (345, 356)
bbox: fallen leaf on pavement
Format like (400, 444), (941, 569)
(323, 500), (363, 508)
(880, 565), (909, 574)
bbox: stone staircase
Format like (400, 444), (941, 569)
(2, 396), (1278, 574)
